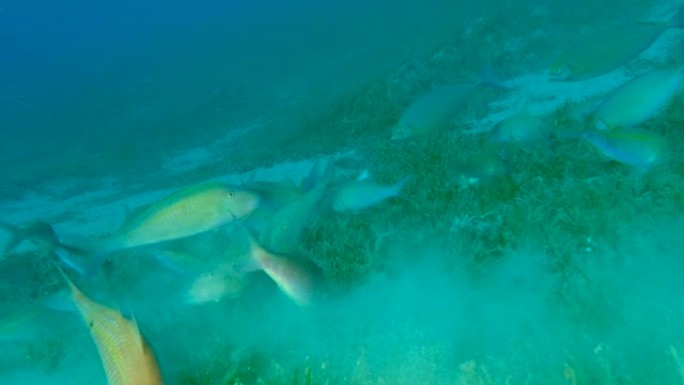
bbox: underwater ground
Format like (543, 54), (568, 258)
(2, 0), (684, 384)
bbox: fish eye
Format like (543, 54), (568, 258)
(228, 191), (235, 197)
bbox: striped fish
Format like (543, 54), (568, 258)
(62, 273), (163, 385)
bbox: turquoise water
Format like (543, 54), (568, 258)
(2, 1), (684, 384)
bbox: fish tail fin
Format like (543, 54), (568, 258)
(245, 231), (315, 306)
(392, 176), (414, 197)
(0, 221), (23, 255)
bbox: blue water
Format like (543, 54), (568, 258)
(2, 1), (483, 170)
(2, 1), (684, 384)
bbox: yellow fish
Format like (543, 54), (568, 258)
(96, 182), (259, 253)
(61, 272), (163, 385)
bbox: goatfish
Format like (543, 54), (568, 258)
(391, 82), (480, 140)
(185, 225), (320, 306)
(59, 270), (163, 385)
(592, 67), (684, 130)
(256, 182), (327, 254)
(93, 182), (259, 254)
(0, 220), (85, 256)
(257, 163), (333, 254)
(184, 264), (248, 304)
(582, 127), (668, 170)
(247, 234), (319, 307)
(548, 9), (684, 81)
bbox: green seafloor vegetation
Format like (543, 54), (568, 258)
(3, 1), (684, 384)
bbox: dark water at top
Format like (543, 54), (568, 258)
(2, 1), (487, 178)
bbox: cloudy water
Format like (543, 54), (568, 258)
(3, 0), (684, 384)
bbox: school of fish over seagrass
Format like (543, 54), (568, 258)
(3, 2), (684, 385)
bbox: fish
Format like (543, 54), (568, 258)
(548, 9), (684, 81)
(0, 220), (85, 256)
(94, 182), (259, 254)
(247, 234), (319, 307)
(489, 112), (551, 144)
(154, 248), (211, 276)
(592, 67), (684, 130)
(582, 127), (668, 170)
(257, 164), (333, 254)
(58, 270), (163, 385)
(152, 222), (249, 275)
(559, 96), (605, 128)
(184, 264), (248, 304)
(391, 83), (480, 140)
(332, 177), (409, 213)
(185, 225), (320, 306)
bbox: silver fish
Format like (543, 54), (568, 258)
(332, 178), (408, 212)
(582, 127), (668, 169)
(391, 83), (480, 140)
(593, 67), (684, 130)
